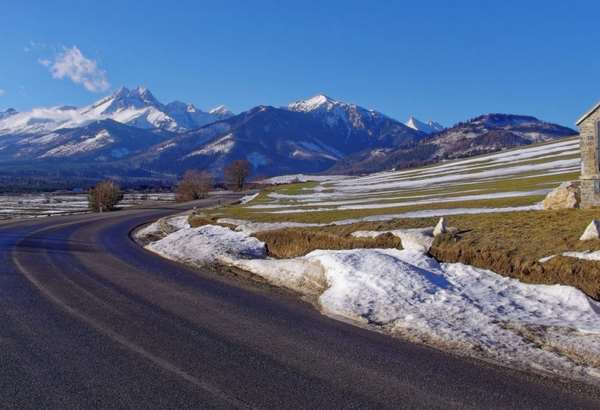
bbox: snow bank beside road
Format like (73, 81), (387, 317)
(142, 222), (600, 382)
(146, 224), (266, 266)
(234, 248), (600, 381)
(135, 215), (191, 243)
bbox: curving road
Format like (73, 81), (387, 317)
(1, 195), (600, 409)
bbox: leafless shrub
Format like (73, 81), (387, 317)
(176, 170), (213, 202)
(88, 180), (124, 212)
(224, 160), (250, 191)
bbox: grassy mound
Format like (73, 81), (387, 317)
(429, 209), (600, 299)
(254, 228), (402, 258)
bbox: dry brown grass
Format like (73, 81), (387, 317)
(188, 214), (219, 228)
(254, 228), (402, 258)
(190, 206), (600, 299)
(426, 209), (600, 299)
(253, 209), (600, 299)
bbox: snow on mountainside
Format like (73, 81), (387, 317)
(138, 96), (426, 176)
(330, 113), (578, 174)
(405, 116), (444, 134)
(0, 119), (170, 162)
(0, 91), (578, 181)
(209, 105), (233, 117)
(0, 86), (233, 137)
(287, 94), (396, 131)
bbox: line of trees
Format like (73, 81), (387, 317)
(88, 159), (254, 209)
(174, 159), (252, 203)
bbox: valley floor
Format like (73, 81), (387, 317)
(0, 192), (175, 221)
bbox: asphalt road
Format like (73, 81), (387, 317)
(1, 194), (600, 409)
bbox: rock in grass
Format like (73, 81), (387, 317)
(433, 217), (447, 237)
(580, 220), (600, 241)
(543, 181), (580, 210)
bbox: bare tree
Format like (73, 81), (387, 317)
(88, 180), (124, 212)
(224, 160), (250, 191)
(176, 170), (213, 202)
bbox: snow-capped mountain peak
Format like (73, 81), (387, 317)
(209, 105), (233, 116)
(0, 86), (234, 136)
(87, 86), (162, 116)
(287, 94), (340, 112)
(405, 116), (444, 134)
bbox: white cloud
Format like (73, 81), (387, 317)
(42, 46), (110, 92)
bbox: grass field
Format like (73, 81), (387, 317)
(206, 136), (580, 224)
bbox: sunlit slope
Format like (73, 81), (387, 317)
(225, 136), (580, 223)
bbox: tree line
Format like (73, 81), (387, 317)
(88, 159), (252, 212)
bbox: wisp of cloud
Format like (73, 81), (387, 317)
(42, 46), (110, 92)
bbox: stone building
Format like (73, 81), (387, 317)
(578, 101), (600, 208)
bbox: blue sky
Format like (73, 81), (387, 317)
(1, 0), (599, 127)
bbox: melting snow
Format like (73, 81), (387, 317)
(144, 222), (600, 382)
(146, 225), (266, 265)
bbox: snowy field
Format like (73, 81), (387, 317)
(0, 192), (175, 221)
(233, 136), (580, 223)
(141, 220), (600, 384)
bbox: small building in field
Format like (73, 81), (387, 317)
(577, 101), (600, 208)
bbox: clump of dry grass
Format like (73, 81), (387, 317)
(254, 228), (402, 258)
(188, 214), (217, 228)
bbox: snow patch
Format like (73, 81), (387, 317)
(146, 225), (266, 266)
(185, 134), (235, 157)
(233, 248), (600, 381)
(260, 174), (349, 184)
(239, 193), (259, 205)
(352, 228), (435, 252)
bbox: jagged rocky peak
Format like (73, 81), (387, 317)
(104, 85), (162, 111)
(165, 100), (198, 113)
(405, 116), (445, 134)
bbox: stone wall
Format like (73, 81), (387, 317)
(580, 109), (600, 178)
(579, 108), (600, 208)
(580, 179), (600, 208)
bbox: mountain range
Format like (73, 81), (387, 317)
(0, 87), (578, 185)
(0, 86), (232, 136)
(330, 113), (578, 174)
